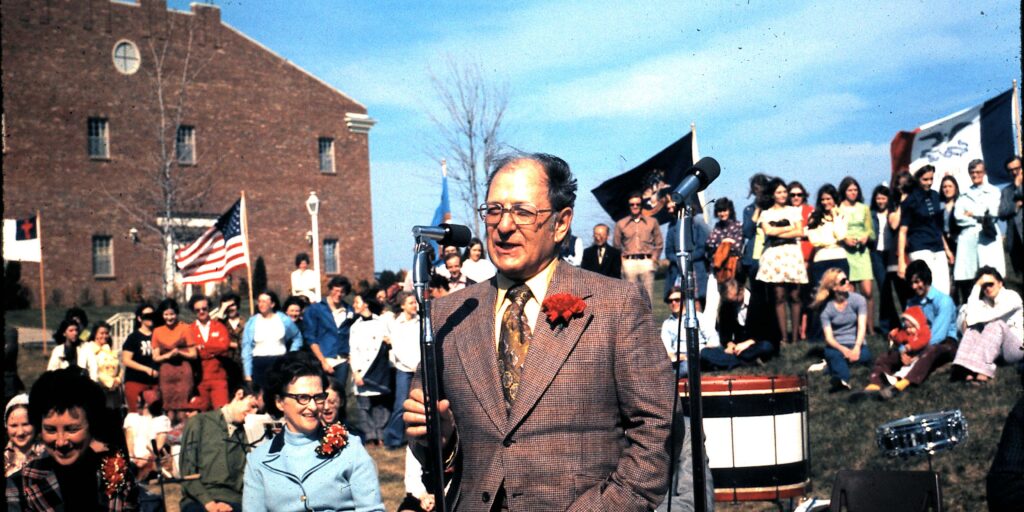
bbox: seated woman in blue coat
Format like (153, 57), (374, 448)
(243, 351), (384, 512)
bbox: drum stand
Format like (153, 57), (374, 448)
(667, 204), (710, 512)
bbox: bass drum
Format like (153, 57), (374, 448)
(679, 374), (810, 502)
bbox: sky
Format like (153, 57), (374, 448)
(171, 0), (1021, 272)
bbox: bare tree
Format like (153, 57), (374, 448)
(105, 14), (217, 295)
(427, 58), (509, 237)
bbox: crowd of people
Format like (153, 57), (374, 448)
(638, 156), (1023, 397)
(3, 152), (1023, 511)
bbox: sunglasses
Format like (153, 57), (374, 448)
(838, 278), (849, 286)
(668, 297), (682, 303)
(980, 282), (997, 290)
(789, 192), (806, 197)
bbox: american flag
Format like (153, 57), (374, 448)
(175, 199), (249, 285)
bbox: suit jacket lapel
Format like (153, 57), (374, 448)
(506, 263), (593, 431)
(453, 279), (508, 436)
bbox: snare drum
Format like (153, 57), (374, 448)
(679, 374), (810, 502)
(876, 409), (967, 458)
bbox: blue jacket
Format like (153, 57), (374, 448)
(243, 429), (384, 512)
(241, 311), (303, 378)
(907, 286), (958, 344)
(302, 299), (355, 358)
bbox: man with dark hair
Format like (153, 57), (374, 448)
(863, 259), (958, 398)
(427, 274), (450, 299)
(999, 155), (1023, 275)
(179, 383), (259, 512)
(614, 190), (663, 301)
(580, 223), (622, 278)
(302, 275), (356, 411)
(405, 152), (683, 510)
(444, 252), (475, 293)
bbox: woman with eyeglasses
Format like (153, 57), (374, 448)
(755, 177), (809, 346)
(788, 182), (814, 339)
(953, 160), (1006, 303)
(243, 351), (384, 511)
(810, 268), (871, 392)
(950, 267), (1023, 383)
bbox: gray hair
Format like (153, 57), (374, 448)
(487, 152), (578, 211)
(968, 159), (985, 173)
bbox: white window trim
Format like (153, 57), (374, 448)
(111, 39), (141, 75)
(319, 137), (335, 174)
(323, 239), (339, 274)
(88, 118), (110, 160)
(177, 125), (196, 165)
(93, 235), (115, 278)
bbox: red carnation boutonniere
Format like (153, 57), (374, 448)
(541, 293), (586, 326)
(316, 422), (349, 458)
(99, 452), (129, 498)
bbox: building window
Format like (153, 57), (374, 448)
(92, 236), (114, 277)
(88, 118), (109, 159)
(177, 125), (196, 164)
(323, 239), (338, 274)
(112, 40), (140, 75)
(318, 137), (335, 173)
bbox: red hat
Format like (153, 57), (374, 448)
(900, 306), (931, 352)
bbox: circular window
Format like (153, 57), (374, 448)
(112, 40), (140, 75)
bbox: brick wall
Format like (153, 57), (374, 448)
(2, 0), (374, 306)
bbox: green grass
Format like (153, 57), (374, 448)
(13, 274), (1021, 511)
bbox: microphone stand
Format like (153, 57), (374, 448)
(413, 237), (448, 512)
(669, 204), (708, 512)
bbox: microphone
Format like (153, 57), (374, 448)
(412, 223), (473, 247)
(672, 156), (721, 201)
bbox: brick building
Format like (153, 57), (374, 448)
(2, 0), (376, 306)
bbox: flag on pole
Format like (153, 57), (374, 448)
(175, 199), (248, 285)
(428, 161), (452, 263)
(592, 131), (695, 224)
(891, 88), (1016, 188)
(3, 216), (41, 262)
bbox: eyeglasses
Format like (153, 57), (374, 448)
(1008, 165), (1022, 173)
(628, 201), (642, 207)
(668, 297), (682, 303)
(838, 278), (849, 285)
(281, 392), (328, 406)
(789, 192), (805, 197)
(478, 203), (554, 226)
(980, 282), (997, 290)
(194, 307), (208, 313)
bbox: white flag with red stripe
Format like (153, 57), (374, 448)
(175, 199), (249, 285)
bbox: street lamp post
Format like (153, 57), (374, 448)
(305, 191), (322, 300)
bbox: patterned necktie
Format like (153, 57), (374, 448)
(498, 284), (533, 408)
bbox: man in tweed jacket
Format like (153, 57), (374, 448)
(405, 153), (684, 511)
